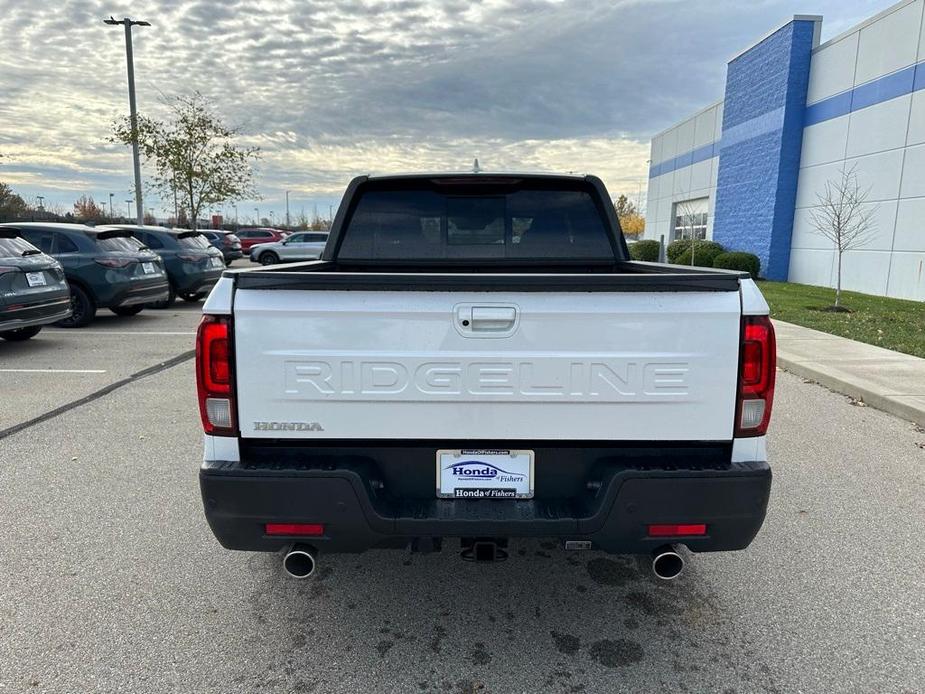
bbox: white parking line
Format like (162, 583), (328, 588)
(43, 330), (195, 336)
(0, 369), (107, 374)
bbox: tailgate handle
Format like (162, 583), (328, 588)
(470, 306), (517, 331)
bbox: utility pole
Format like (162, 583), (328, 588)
(104, 16), (149, 227)
(125, 200), (132, 218)
(285, 191), (290, 229)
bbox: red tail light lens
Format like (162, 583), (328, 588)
(265, 523), (325, 537)
(648, 523), (707, 537)
(94, 257), (133, 268)
(196, 315), (236, 435)
(735, 315), (776, 437)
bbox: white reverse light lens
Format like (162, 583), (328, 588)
(740, 399), (765, 429)
(206, 398), (233, 429)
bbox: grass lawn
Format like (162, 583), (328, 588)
(758, 280), (925, 359)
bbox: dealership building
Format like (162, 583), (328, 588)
(644, 0), (925, 300)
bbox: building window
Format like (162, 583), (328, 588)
(672, 198), (709, 240)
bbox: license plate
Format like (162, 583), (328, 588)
(25, 271), (46, 287)
(436, 449), (534, 499)
(142, 262), (156, 274)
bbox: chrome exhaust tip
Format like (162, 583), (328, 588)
(651, 545), (684, 581)
(283, 544), (317, 579)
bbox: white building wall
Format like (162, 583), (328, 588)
(644, 101), (723, 244)
(790, 0), (925, 300)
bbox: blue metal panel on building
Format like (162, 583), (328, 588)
(711, 19), (817, 280)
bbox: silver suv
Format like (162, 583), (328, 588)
(249, 231), (328, 265)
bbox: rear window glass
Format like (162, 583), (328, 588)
(94, 235), (146, 252)
(338, 184), (614, 261)
(0, 236), (39, 257)
(177, 234), (211, 249)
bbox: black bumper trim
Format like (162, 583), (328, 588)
(200, 458), (771, 555)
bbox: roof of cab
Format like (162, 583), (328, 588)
(364, 171), (588, 182)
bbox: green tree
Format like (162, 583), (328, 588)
(0, 182), (28, 220)
(111, 93), (260, 230)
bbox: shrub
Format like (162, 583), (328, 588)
(673, 240), (725, 268)
(713, 251), (761, 279)
(628, 239), (661, 262)
(666, 239), (692, 263)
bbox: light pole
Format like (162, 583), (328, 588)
(254, 207), (259, 225)
(285, 191), (290, 229)
(108, 192), (114, 219)
(104, 16), (149, 227)
(36, 195), (45, 211)
(231, 203), (238, 227)
(125, 200), (132, 218)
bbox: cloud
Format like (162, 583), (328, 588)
(0, 0), (883, 215)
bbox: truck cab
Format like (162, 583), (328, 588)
(196, 173), (775, 580)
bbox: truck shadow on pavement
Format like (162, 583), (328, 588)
(232, 542), (781, 694)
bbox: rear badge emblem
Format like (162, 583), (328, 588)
(253, 421), (324, 432)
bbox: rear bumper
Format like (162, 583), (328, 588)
(200, 455), (771, 555)
(0, 296), (71, 332)
(173, 271), (221, 295)
(101, 279), (170, 308)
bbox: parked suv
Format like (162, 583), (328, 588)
(0, 223), (169, 328)
(250, 231), (328, 265)
(0, 228), (71, 341)
(109, 225), (225, 307)
(236, 227), (287, 251)
(200, 230), (243, 266)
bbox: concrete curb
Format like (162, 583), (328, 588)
(777, 357), (925, 428)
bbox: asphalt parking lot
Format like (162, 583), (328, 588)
(1, 274), (923, 693)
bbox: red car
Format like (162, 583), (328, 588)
(236, 228), (289, 251)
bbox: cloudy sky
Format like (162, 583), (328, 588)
(0, 0), (883, 222)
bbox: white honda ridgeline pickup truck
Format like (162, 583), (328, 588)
(196, 173), (775, 580)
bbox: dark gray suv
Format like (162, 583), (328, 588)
(0, 223), (169, 328)
(0, 229), (71, 341)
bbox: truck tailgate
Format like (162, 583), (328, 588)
(232, 288), (741, 441)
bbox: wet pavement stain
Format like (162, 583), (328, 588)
(468, 642), (492, 666)
(430, 625), (447, 654)
(588, 639), (645, 668)
(550, 630), (581, 656)
(586, 557), (638, 587)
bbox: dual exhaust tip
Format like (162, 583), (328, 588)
(282, 542), (684, 580)
(283, 544), (317, 579)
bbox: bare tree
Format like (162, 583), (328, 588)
(808, 166), (878, 308)
(674, 199), (705, 266)
(73, 195), (106, 223)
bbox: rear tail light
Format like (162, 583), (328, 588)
(178, 253), (204, 262)
(735, 315), (776, 437)
(94, 257), (133, 268)
(0, 266), (17, 275)
(196, 315), (236, 436)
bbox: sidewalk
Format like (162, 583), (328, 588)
(773, 319), (925, 427)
